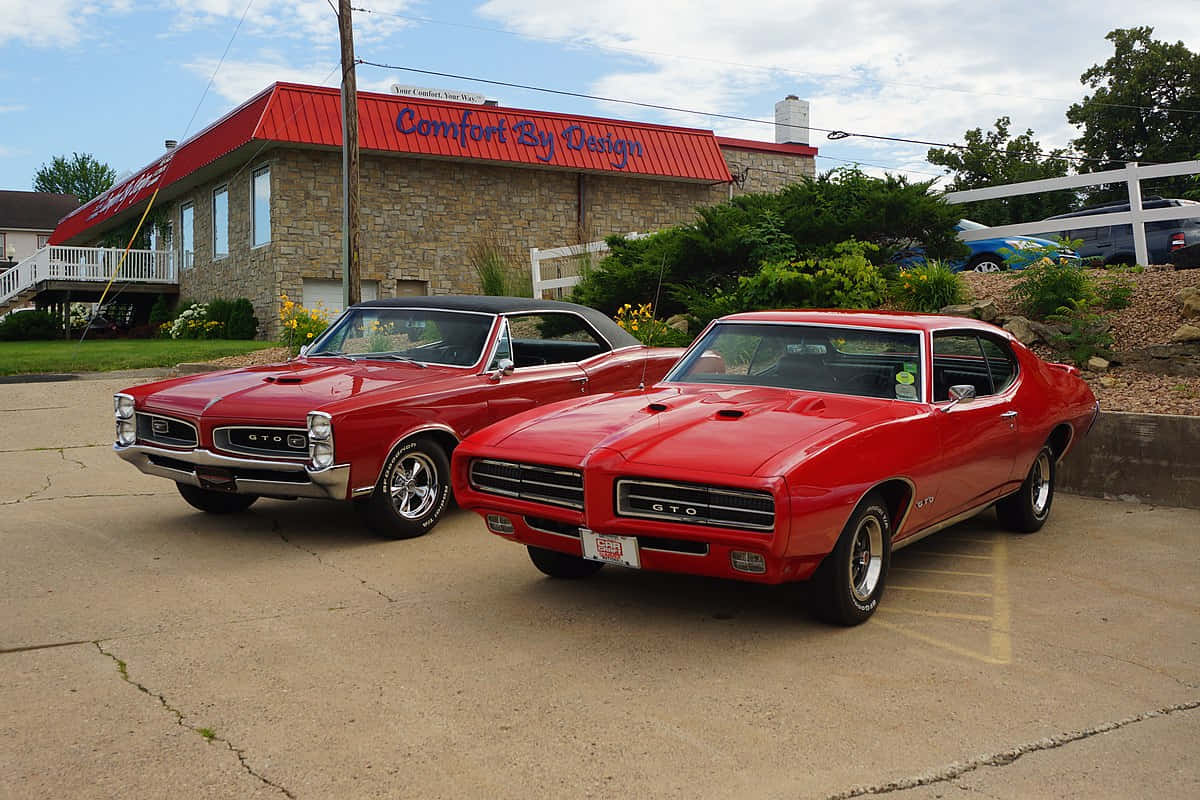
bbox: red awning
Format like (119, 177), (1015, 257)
(53, 83), (746, 244)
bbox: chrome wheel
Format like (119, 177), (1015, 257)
(1030, 450), (1052, 518)
(972, 259), (1003, 273)
(848, 515), (884, 603)
(387, 452), (439, 520)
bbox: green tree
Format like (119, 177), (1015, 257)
(927, 117), (1073, 225)
(33, 152), (116, 203)
(1067, 27), (1200, 200)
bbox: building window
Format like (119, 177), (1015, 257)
(213, 185), (229, 259)
(37, 234), (50, 248)
(181, 202), (194, 270)
(251, 166), (270, 247)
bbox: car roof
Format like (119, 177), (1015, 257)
(719, 309), (1009, 335)
(354, 295), (639, 348)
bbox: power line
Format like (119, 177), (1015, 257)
(355, 59), (1119, 166)
(349, 5), (1200, 117)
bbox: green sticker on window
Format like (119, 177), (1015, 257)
(896, 371), (915, 385)
(904, 362), (918, 374)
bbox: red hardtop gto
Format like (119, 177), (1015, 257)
(451, 310), (1098, 625)
(113, 296), (681, 538)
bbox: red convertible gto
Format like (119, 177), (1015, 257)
(113, 297), (680, 538)
(451, 310), (1099, 625)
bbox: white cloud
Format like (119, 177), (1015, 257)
(476, 0), (1200, 176)
(167, 1), (418, 47)
(0, 0), (131, 47)
(0, 104), (28, 113)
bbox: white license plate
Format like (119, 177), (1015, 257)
(580, 529), (640, 568)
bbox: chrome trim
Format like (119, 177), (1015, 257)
(213, 425), (309, 461)
(479, 309), (618, 375)
(848, 477), (917, 539)
(136, 412), (198, 448)
(892, 494), (1009, 551)
(308, 307), (498, 371)
(368, 424), (462, 494)
(114, 443), (350, 500)
(524, 517), (583, 539)
(469, 458), (584, 510)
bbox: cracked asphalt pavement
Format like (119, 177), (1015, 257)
(1, 377), (1198, 799)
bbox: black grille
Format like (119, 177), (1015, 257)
(214, 426), (308, 459)
(616, 479), (775, 532)
(469, 459), (583, 509)
(136, 413), (197, 448)
(146, 454), (310, 484)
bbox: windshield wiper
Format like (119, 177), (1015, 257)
(304, 351), (354, 362)
(364, 353), (427, 368)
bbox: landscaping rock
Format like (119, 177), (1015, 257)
(1087, 356), (1110, 372)
(1003, 316), (1037, 345)
(1181, 289), (1200, 319)
(939, 304), (974, 318)
(1099, 376), (1117, 388)
(1028, 319), (1064, 345)
(938, 299), (998, 321)
(1113, 342), (1200, 377)
(1169, 324), (1200, 343)
(665, 314), (690, 333)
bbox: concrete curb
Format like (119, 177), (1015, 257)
(0, 367), (173, 384)
(1059, 411), (1200, 509)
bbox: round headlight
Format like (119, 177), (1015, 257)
(114, 394), (135, 419)
(117, 425), (136, 447)
(308, 413), (332, 440)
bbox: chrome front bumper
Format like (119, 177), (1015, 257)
(115, 443), (350, 500)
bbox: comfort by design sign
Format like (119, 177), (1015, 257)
(396, 106), (645, 169)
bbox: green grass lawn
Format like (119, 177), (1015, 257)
(0, 339), (280, 375)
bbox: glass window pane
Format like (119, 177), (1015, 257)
(504, 313), (607, 366)
(933, 334), (990, 400)
(181, 203), (194, 270)
(252, 167), (270, 246)
(213, 187), (228, 258)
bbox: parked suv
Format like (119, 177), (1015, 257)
(1043, 197), (1200, 265)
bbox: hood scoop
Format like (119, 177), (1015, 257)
(714, 408), (745, 420)
(786, 396), (826, 414)
(646, 402), (670, 413)
(264, 375), (304, 385)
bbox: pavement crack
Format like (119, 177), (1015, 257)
(1, 491), (169, 505)
(94, 641), (295, 799)
(824, 699), (1200, 799)
(276, 521), (396, 603)
(1, 447), (88, 505)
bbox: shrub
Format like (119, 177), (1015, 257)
(734, 240), (888, 313)
(613, 303), (692, 347)
(1095, 274), (1134, 310)
(148, 294), (174, 327)
(1008, 257), (1094, 320)
(169, 303), (224, 339)
(469, 239), (530, 297)
(891, 260), (967, 312)
(279, 294), (330, 353)
(1046, 300), (1114, 367)
(0, 310), (63, 340)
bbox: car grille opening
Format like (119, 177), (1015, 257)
(136, 413), (198, 448)
(213, 426), (309, 460)
(146, 454), (310, 484)
(522, 517), (708, 555)
(616, 478), (775, 532)
(469, 459), (583, 509)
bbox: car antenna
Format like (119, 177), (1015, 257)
(639, 254), (669, 391)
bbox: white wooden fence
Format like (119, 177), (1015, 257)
(944, 160), (1200, 265)
(530, 233), (647, 299)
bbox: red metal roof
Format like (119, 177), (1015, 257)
(716, 136), (818, 157)
(56, 83), (821, 244)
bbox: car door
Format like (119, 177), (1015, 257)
(930, 331), (1020, 517)
(482, 312), (597, 424)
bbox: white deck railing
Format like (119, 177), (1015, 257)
(530, 233), (647, 299)
(0, 246), (177, 306)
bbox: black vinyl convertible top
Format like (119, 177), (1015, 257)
(355, 295), (639, 349)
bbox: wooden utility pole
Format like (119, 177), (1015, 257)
(338, 0), (361, 307)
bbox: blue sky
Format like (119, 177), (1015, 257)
(1, 1), (1197, 193)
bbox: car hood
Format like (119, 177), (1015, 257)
(492, 384), (899, 477)
(135, 358), (466, 422)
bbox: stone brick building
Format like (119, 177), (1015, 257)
(51, 83), (816, 337)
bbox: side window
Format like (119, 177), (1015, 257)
(932, 333), (991, 401)
(488, 320), (513, 370)
(504, 313), (608, 367)
(978, 336), (1018, 394)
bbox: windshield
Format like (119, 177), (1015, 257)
(309, 307), (494, 367)
(666, 322), (924, 402)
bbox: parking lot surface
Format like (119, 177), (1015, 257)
(2, 377), (1198, 799)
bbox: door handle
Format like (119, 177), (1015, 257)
(1000, 410), (1018, 418)
(572, 376), (588, 393)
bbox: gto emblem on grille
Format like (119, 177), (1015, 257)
(287, 434), (307, 449)
(151, 419), (169, 434)
(248, 433), (283, 443)
(652, 503), (698, 516)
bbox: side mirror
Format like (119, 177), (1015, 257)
(298, 344), (310, 357)
(943, 384), (976, 411)
(489, 358), (515, 382)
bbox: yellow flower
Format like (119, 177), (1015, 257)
(306, 332), (314, 339)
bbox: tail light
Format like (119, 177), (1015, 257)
(1171, 232), (1186, 251)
